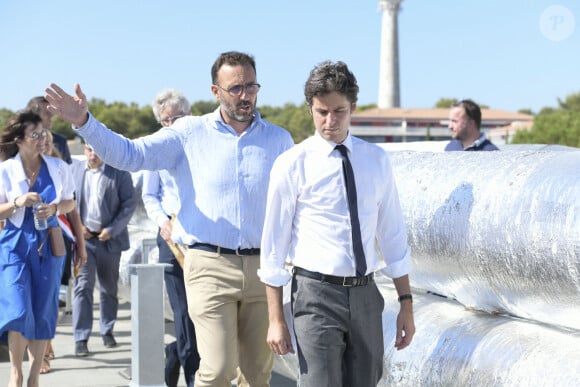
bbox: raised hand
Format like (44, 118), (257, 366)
(45, 83), (89, 128)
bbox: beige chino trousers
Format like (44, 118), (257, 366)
(184, 248), (272, 387)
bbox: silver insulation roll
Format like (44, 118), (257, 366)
(389, 150), (580, 330)
(272, 148), (580, 384)
(274, 279), (580, 386)
(376, 280), (580, 386)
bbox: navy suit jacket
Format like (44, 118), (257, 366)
(51, 131), (72, 164)
(445, 138), (499, 151)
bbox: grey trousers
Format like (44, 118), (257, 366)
(73, 239), (121, 342)
(291, 273), (385, 387)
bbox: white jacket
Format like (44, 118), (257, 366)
(0, 153), (75, 228)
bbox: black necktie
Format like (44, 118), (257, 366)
(336, 144), (367, 276)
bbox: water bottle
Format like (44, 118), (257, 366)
(33, 202), (48, 230)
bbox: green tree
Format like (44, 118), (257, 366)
(512, 91), (580, 147)
(356, 103), (377, 111)
(517, 108), (535, 116)
(434, 98), (489, 109)
(434, 98), (458, 108)
(191, 100), (219, 115)
(557, 92), (580, 110)
(513, 111), (580, 147)
(0, 108), (14, 129)
(259, 103), (314, 143)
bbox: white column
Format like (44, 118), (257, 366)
(378, 0), (403, 108)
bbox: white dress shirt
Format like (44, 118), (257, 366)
(259, 133), (412, 287)
(81, 163), (105, 232)
(141, 169), (180, 227)
(0, 153), (75, 228)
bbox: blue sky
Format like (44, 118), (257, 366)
(0, 0), (578, 114)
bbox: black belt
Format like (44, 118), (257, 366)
(293, 267), (373, 287)
(188, 243), (260, 256)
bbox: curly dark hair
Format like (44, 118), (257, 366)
(304, 61), (359, 107)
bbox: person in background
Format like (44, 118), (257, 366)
(44, 131), (87, 274)
(0, 111), (75, 387)
(142, 88), (200, 387)
(36, 132), (88, 374)
(45, 50), (294, 387)
(28, 96), (75, 365)
(0, 143), (10, 231)
(27, 96), (72, 163)
(445, 99), (499, 151)
(69, 143), (136, 357)
(259, 61), (415, 387)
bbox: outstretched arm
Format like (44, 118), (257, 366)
(45, 83), (89, 128)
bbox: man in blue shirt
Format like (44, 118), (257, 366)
(445, 99), (499, 151)
(45, 51), (294, 387)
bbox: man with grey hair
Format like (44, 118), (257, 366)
(151, 89), (191, 127)
(142, 88), (199, 387)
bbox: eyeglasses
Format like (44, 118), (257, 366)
(27, 129), (48, 141)
(160, 114), (185, 126)
(215, 83), (261, 97)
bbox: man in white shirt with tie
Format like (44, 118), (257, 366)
(259, 61), (415, 387)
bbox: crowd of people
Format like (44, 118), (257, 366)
(1, 50), (498, 387)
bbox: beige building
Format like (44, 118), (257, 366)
(350, 108), (534, 145)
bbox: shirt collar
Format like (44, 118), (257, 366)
(465, 133), (488, 150)
(312, 131), (354, 157)
(210, 106), (262, 135)
(85, 162), (105, 173)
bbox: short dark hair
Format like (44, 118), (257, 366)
(304, 61), (359, 107)
(0, 111), (43, 159)
(452, 99), (481, 130)
(211, 51), (256, 85)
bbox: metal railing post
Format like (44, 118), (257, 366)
(128, 262), (169, 387)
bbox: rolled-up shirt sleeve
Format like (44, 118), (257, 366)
(376, 154), (412, 279)
(258, 154), (296, 287)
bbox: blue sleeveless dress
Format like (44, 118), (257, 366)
(0, 161), (65, 342)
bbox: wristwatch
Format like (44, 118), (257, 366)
(12, 197), (21, 212)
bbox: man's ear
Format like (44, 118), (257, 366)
(210, 85), (220, 101)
